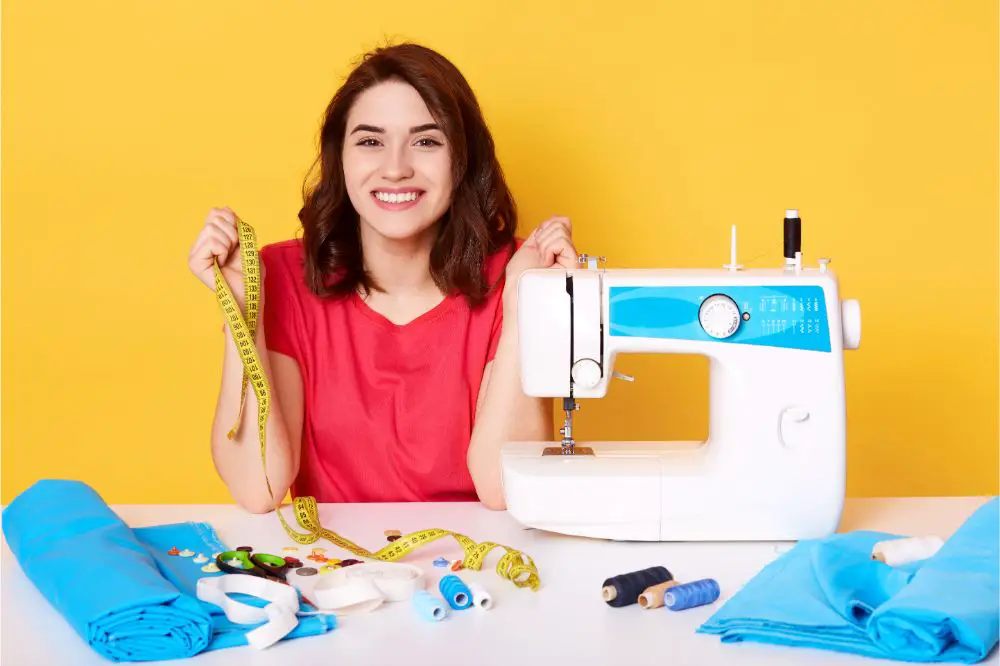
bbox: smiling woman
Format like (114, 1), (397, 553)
(186, 43), (580, 513)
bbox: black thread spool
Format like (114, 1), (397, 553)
(601, 566), (673, 607)
(783, 208), (801, 265)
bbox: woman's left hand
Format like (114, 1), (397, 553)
(504, 216), (578, 308)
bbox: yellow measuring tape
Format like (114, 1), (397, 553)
(213, 217), (540, 591)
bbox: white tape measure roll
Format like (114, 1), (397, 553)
(312, 562), (426, 614)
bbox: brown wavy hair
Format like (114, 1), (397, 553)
(298, 42), (518, 307)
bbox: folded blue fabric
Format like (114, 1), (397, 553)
(698, 497), (1000, 663)
(2, 479), (335, 661)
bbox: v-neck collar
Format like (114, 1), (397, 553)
(350, 289), (462, 332)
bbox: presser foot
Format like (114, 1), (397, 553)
(543, 397), (594, 456)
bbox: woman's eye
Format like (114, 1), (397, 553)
(357, 137), (381, 147)
(415, 137), (443, 147)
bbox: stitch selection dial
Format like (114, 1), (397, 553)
(699, 294), (741, 339)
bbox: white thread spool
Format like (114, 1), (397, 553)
(872, 536), (944, 566)
(468, 582), (493, 610)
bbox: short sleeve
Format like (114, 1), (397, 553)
(260, 243), (305, 362)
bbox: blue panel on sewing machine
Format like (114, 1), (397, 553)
(608, 285), (831, 352)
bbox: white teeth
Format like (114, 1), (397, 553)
(375, 191), (419, 203)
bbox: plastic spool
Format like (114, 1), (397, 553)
(439, 574), (473, 610)
(638, 580), (679, 609)
(663, 579), (720, 611)
(412, 590), (449, 621)
(872, 536), (944, 566)
(468, 582), (493, 610)
(601, 566), (673, 607)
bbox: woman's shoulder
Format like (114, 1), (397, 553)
(259, 238), (311, 305)
(260, 237), (304, 265)
(260, 238), (307, 281)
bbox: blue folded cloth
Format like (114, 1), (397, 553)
(2, 479), (335, 661)
(698, 497), (1000, 663)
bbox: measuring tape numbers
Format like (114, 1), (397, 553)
(213, 218), (540, 591)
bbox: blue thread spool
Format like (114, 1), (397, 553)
(412, 590), (449, 621)
(439, 574), (473, 610)
(663, 579), (720, 611)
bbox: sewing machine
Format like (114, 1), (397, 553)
(500, 212), (862, 541)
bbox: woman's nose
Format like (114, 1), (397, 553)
(381, 145), (414, 181)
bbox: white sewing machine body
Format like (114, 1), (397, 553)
(501, 232), (861, 542)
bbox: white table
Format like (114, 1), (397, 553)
(2, 497), (996, 665)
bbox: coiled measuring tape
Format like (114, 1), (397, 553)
(214, 218), (540, 591)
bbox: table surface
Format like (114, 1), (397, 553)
(2, 496), (997, 666)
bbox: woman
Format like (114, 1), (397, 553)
(187, 43), (577, 513)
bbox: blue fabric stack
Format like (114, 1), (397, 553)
(698, 497), (999, 663)
(2, 479), (336, 662)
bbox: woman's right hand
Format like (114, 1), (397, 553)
(188, 207), (246, 307)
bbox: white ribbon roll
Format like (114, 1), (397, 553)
(196, 576), (300, 650)
(312, 562), (426, 614)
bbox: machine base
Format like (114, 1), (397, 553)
(501, 440), (846, 542)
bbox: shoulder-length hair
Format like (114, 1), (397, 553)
(298, 42), (518, 307)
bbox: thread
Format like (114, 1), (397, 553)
(871, 536), (944, 566)
(784, 209), (801, 263)
(664, 579), (720, 611)
(468, 582), (493, 610)
(439, 574), (473, 610)
(601, 566), (672, 607)
(638, 580), (679, 609)
(412, 590), (449, 622)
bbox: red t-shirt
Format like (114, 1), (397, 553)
(260, 238), (514, 503)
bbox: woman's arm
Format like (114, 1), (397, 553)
(466, 216), (577, 510)
(189, 206), (303, 513)
(467, 308), (553, 510)
(210, 321), (304, 514)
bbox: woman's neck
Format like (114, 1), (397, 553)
(358, 220), (441, 296)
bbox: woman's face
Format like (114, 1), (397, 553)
(342, 80), (453, 243)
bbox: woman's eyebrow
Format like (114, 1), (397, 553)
(349, 123), (442, 135)
(409, 123), (441, 133)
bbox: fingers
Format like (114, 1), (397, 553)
(210, 206), (238, 226)
(188, 207), (242, 282)
(534, 217), (577, 268)
(525, 216), (570, 246)
(539, 236), (578, 269)
(190, 226), (237, 267)
(209, 215), (239, 248)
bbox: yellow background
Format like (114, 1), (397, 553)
(3, 1), (997, 504)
